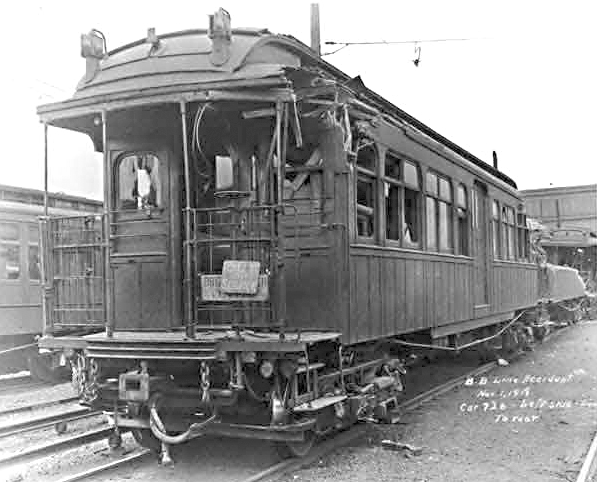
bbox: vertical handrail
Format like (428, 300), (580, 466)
(180, 101), (194, 339)
(39, 216), (53, 336)
(275, 100), (287, 332)
(41, 122), (51, 335)
(102, 110), (114, 337)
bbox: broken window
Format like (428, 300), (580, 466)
(384, 153), (401, 241)
(117, 153), (161, 210)
(356, 144), (377, 238)
(0, 223), (20, 280)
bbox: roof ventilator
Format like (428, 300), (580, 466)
(208, 8), (232, 66)
(80, 29), (107, 84)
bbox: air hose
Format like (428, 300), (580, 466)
(148, 392), (217, 445)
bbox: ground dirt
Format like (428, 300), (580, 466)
(280, 320), (597, 482)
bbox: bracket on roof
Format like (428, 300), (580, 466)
(147, 28), (161, 56)
(208, 8), (232, 66)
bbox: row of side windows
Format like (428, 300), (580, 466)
(492, 201), (530, 261)
(355, 146), (529, 261)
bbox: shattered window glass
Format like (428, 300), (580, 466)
(118, 153), (161, 210)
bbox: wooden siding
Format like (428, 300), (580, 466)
(348, 246), (475, 344)
(285, 246), (345, 334)
(491, 261), (538, 311)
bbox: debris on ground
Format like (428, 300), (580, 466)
(381, 439), (423, 456)
(497, 358), (509, 366)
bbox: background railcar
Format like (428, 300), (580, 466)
(0, 184), (101, 374)
(521, 184), (597, 289)
(34, 9), (586, 459)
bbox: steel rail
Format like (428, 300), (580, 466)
(245, 320), (579, 482)
(0, 426), (116, 470)
(0, 407), (101, 439)
(576, 427), (597, 482)
(0, 396), (79, 419)
(245, 361), (498, 482)
(54, 449), (150, 482)
(0, 379), (48, 396)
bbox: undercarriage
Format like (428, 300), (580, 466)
(62, 329), (405, 461)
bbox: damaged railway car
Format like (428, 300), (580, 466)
(36, 9), (586, 462)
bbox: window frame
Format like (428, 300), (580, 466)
(491, 200), (501, 259)
(114, 151), (163, 213)
(381, 152), (421, 249)
(501, 205), (516, 260)
(425, 170), (453, 253)
(0, 222), (22, 282)
(28, 224), (41, 282)
(455, 184), (470, 256)
(516, 210), (529, 261)
(355, 144), (378, 241)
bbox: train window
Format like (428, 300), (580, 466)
(456, 184), (469, 255)
(29, 246), (41, 280)
(492, 201), (500, 258)
(502, 206), (516, 260)
(517, 211), (529, 261)
(0, 223), (20, 280)
(117, 153), (161, 210)
(356, 145), (377, 238)
(384, 154), (401, 241)
(403, 161), (420, 246)
(357, 176), (375, 237)
(426, 172), (453, 253)
(28, 226), (40, 281)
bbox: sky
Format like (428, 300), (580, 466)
(0, 0), (595, 200)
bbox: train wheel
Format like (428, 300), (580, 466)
(275, 431), (315, 459)
(132, 428), (162, 453)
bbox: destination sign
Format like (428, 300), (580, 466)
(221, 260), (261, 294)
(201, 274), (269, 301)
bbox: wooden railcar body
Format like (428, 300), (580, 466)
(35, 11), (577, 457)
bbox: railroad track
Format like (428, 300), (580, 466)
(39, 361), (499, 482)
(0, 406), (101, 439)
(0, 373), (44, 395)
(0, 403), (110, 475)
(2, 324), (587, 482)
(0, 395), (79, 419)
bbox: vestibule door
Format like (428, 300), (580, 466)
(110, 150), (171, 330)
(472, 182), (490, 308)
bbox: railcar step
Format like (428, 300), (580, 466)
(294, 395), (347, 412)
